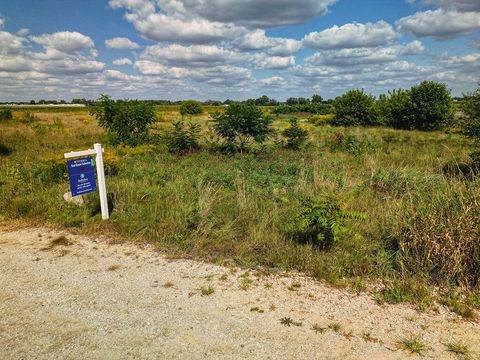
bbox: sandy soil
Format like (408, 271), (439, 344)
(0, 224), (478, 360)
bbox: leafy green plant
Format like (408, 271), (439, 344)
(0, 108), (13, 121)
(211, 103), (273, 153)
(397, 334), (427, 356)
(90, 94), (156, 146)
(409, 80), (453, 131)
(331, 89), (379, 126)
(180, 100), (203, 115)
(377, 89), (412, 129)
(282, 118), (308, 150)
(163, 121), (201, 155)
(289, 195), (365, 249)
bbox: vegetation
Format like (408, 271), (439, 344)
(331, 89), (379, 126)
(397, 334), (427, 356)
(211, 103), (273, 152)
(180, 100), (203, 116)
(282, 118), (309, 150)
(0, 108), (13, 121)
(163, 121), (201, 155)
(1, 84), (479, 318)
(90, 94), (156, 146)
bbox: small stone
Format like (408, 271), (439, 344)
(63, 192), (85, 206)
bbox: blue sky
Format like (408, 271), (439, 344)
(0, 0), (479, 101)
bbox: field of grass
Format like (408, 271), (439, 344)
(0, 106), (478, 315)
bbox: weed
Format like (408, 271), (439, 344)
(41, 236), (72, 250)
(312, 324), (327, 333)
(107, 265), (121, 271)
(250, 307), (264, 313)
(328, 322), (342, 333)
(163, 282), (174, 288)
(397, 334), (427, 356)
(200, 286), (215, 296)
(280, 317), (302, 327)
(219, 274), (228, 281)
(446, 341), (470, 356)
(287, 282), (301, 291)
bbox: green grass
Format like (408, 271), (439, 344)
(0, 109), (479, 314)
(446, 341), (470, 357)
(200, 286), (214, 296)
(397, 334), (427, 356)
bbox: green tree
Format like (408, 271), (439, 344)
(311, 94), (323, 103)
(211, 103), (273, 152)
(180, 100), (203, 115)
(461, 85), (480, 166)
(409, 81), (453, 131)
(163, 121), (201, 155)
(377, 89), (412, 129)
(90, 95), (156, 146)
(282, 118), (308, 150)
(331, 89), (379, 126)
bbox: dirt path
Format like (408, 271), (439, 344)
(0, 225), (478, 360)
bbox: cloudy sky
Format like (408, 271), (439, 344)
(0, 0), (479, 101)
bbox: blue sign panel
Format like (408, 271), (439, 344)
(67, 157), (97, 196)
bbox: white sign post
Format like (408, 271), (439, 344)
(64, 143), (109, 220)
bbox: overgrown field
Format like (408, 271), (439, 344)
(0, 107), (479, 316)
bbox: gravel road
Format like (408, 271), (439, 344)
(0, 224), (478, 360)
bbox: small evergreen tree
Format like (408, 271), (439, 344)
(282, 118), (308, 150)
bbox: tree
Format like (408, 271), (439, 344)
(211, 103), (273, 152)
(331, 89), (379, 126)
(90, 94), (156, 146)
(286, 97), (299, 105)
(409, 81), (453, 131)
(180, 100), (203, 115)
(311, 94), (323, 103)
(282, 117), (309, 150)
(163, 121), (201, 155)
(377, 89), (412, 129)
(461, 85), (480, 165)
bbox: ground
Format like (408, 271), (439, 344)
(0, 223), (478, 360)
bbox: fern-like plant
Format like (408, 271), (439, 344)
(163, 121), (201, 155)
(290, 195), (365, 249)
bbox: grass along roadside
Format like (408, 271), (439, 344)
(0, 107), (479, 318)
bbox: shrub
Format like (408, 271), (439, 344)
(329, 131), (378, 156)
(180, 100), (203, 115)
(377, 89), (412, 129)
(163, 121), (201, 155)
(331, 89), (379, 126)
(0, 142), (12, 156)
(289, 195), (365, 249)
(211, 103), (273, 153)
(90, 94), (156, 146)
(408, 81), (453, 131)
(0, 108), (13, 121)
(282, 118), (308, 150)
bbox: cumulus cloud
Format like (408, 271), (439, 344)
(303, 21), (398, 49)
(140, 43), (245, 67)
(0, 31), (27, 55)
(235, 29), (302, 56)
(31, 31), (95, 54)
(253, 54), (296, 69)
(113, 58), (133, 65)
(408, 0), (480, 12)
(105, 37), (140, 49)
(396, 9), (480, 39)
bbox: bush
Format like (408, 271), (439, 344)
(0, 108), (13, 121)
(289, 195), (365, 250)
(90, 95), (156, 146)
(163, 121), (201, 155)
(329, 131), (378, 156)
(0, 142), (12, 156)
(408, 81), (453, 131)
(331, 89), (379, 126)
(180, 100), (203, 115)
(377, 89), (412, 129)
(211, 103), (273, 153)
(282, 118), (308, 150)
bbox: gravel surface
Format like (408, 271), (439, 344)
(0, 224), (479, 360)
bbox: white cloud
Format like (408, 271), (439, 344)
(409, 0), (480, 12)
(0, 16), (5, 30)
(235, 29), (302, 56)
(17, 28), (29, 36)
(0, 31), (27, 55)
(140, 43), (245, 66)
(105, 37), (140, 49)
(31, 31), (95, 54)
(254, 54), (296, 69)
(401, 40), (425, 55)
(396, 9), (480, 39)
(304, 21), (398, 49)
(113, 57), (133, 65)
(105, 69), (141, 81)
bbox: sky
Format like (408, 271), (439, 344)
(0, 0), (479, 101)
